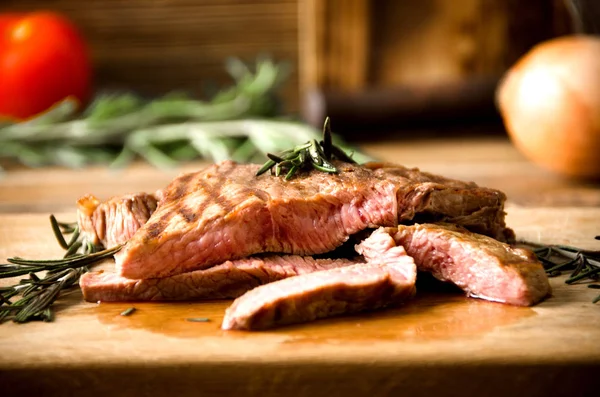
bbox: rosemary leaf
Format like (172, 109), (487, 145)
(308, 141), (323, 166)
(322, 117), (333, 160)
(8, 244), (122, 267)
(64, 241), (83, 258)
(310, 162), (337, 173)
(566, 267), (600, 284)
(328, 143), (357, 164)
(256, 119), (360, 180)
(0, 59), (368, 173)
(256, 159), (276, 176)
(0, 58), (299, 169)
(120, 307), (137, 317)
(0, 265), (48, 279)
(528, 238), (600, 304)
(285, 165), (298, 180)
(267, 153), (286, 163)
(42, 308), (55, 322)
(13, 273), (70, 323)
(1, 215), (124, 324)
(186, 317), (210, 323)
(50, 215), (69, 250)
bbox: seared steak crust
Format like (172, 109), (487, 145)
(80, 255), (356, 302)
(385, 224), (551, 306)
(113, 161), (512, 280)
(222, 229), (416, 330)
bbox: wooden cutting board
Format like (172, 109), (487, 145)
(1, 206), (599, 397)
(1, 137), (599, 396)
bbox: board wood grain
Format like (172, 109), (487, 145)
(0, 207), (599, 397)
(1, 137), (600, 396)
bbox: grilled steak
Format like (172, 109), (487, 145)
(77, 193), (158, 248)
(80, 255), (356, 302)
(222, 229), (416, 330)
(111, 160), (512, 279)
(378, 224), (551, 306)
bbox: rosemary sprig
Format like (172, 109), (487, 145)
(256, 117), (356, 180)
(0, 216), (122, 323)
(0, 58), (287, 169)
(0, 58), (372, 172)
(527, 237), (600, 303)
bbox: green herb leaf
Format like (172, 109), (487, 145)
(0, 216), (122, 324)
(527, 239), (600, 303)
(256, 118), (357, 180)
(186, 317), (210, 323)
(0, 58), (372, 172)
(120, 307), (137, 317)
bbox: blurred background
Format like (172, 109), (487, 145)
(0, 0), (579, 125)
(0, 0), (598, 177)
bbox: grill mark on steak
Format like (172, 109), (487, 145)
(171, 172), (195, 201)
(80, 255), (357, 302)
(147, 164), (240, 238)
(145, 218), (165, 240)
(96, 160), (514, 279)
(178, 206), (198, 223)
(377, 224), (550, 306)
(221, 229), (416, 330)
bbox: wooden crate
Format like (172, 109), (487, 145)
(2, 0), (301, 111)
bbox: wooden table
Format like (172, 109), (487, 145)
(1, 136), (599, 397)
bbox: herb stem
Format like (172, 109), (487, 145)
(527, 239), (600, 303)
(120, 307), (137, 316)
(1, 215), (123, 323)
(566, 266), (600, 284)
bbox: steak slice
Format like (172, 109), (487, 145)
(80, 255), (356, 302)
(382, 224), (551, 306)
(221, 229), (416, 330)
(113, 160), (511, 279)
(77, 193), (158, 248)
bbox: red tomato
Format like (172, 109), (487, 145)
(0, 11), (92, 121)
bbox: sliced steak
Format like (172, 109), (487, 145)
(77, 193), (158, 248)
(382, 224), (551, 306)
(80, 255), (356, 302)
(112, 160), (511, 279)
(222, 229), (416, 330)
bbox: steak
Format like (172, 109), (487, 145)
(379, 224), (551, 306)
(110, 160), (512, 279)
(80, 255), (356, 302)
(77, 193), (158, 248)
(222, 229), (416, 330)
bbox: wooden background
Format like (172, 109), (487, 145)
(1, 0), (301, 110)
(300, 0), (572, 92)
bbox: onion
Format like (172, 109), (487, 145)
(496, 35), (600, 179)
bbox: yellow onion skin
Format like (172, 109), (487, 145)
(497, 35), (600, 179)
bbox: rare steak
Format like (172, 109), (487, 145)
(77, 193), (158, 248)
(110, 160), (512, 279)
(222, 228), (416, 330)
(378, 224), (551, 306)
(80, 255), (356, 302)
